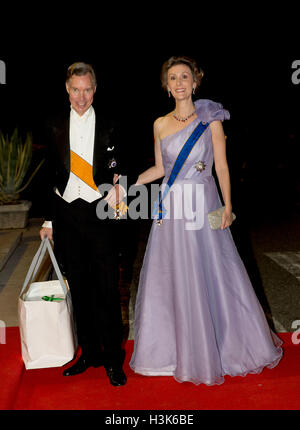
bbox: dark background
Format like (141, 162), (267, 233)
(1, 11), (300, 222)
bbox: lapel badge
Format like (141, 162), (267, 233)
(194, 160), (206, 172)
(108, 158), (117, 169)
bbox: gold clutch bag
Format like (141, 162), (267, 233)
(207, 206), (236, 230)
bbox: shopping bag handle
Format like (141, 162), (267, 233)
(20, 238), (68, 297)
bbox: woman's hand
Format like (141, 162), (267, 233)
(221, 207), (233, 230)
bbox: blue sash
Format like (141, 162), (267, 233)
(153, 120), (209, 223)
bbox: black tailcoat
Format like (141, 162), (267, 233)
(42, 106), (137, 365)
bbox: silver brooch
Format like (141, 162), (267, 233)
(108, 158), (117, 168)
(107, 146), (114, 151)
(194, 160), (206, 172)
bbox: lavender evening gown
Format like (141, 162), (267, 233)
(129, 99), (283, 386)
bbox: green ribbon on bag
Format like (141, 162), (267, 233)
(42, 295), (64, 302)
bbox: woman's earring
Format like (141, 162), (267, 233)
(168, 91), (171, 98)
(192, 87), (195, 95)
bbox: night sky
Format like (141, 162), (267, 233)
(1, 13), (299, 218)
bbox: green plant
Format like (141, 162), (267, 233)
(0, 128), (44, 204)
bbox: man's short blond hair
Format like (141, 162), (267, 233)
(66, 62), (97, 87)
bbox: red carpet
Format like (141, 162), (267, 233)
(1, 328), (300, 410)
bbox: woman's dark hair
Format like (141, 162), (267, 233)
(160, 56), (204, 91)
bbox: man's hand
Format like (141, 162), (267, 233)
(104, 184), (126, 208)
(113, 173), (120, 185)
(40, 227), (53, 241)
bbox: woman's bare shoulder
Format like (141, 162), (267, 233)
(154, 113), (173, 136)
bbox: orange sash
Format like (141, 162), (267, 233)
(70, 150), (98, 191)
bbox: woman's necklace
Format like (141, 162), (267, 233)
(173, 108), (196, 122)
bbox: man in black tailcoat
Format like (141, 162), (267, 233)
(40, 62), (136, 386)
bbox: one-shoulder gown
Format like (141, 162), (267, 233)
(129, 99), (283, 386)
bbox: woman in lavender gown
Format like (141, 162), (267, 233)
(129, 56), (283, 386)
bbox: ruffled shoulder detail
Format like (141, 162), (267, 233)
(194, 99), (230, 123)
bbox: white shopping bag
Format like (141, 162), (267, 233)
(18, 238), (77, 369)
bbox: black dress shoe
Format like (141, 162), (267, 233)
(105, 366), (127, 386)
(63, 355), (103, 376)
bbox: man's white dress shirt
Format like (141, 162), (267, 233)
(42, 106), (101, 228)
